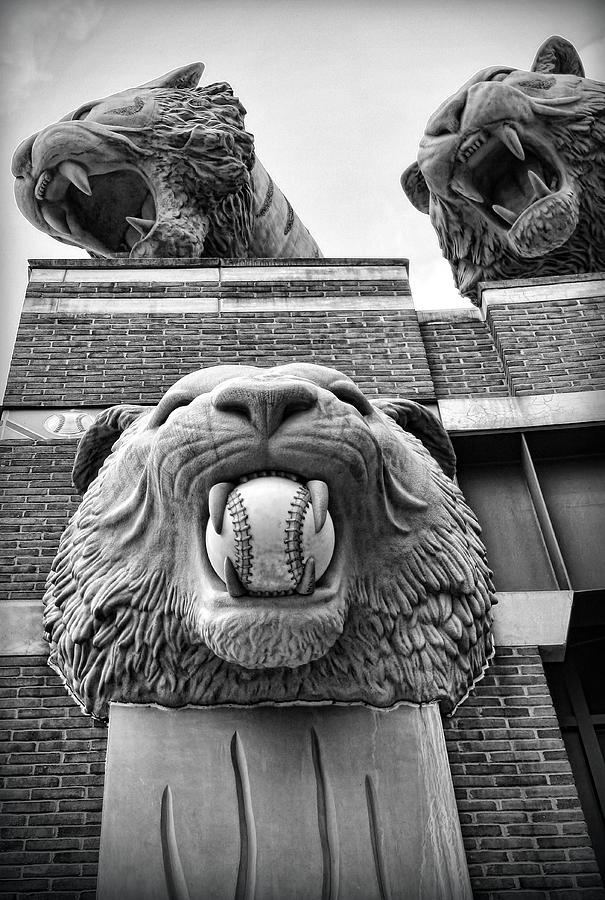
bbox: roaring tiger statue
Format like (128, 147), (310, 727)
(401, 36), (605, 302)
(12, 63), (321, 259)
(43, 364), (495, 720)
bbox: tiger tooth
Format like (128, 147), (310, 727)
(527, 170), (551, 199)
(34, 170), (52, 200)
(307, 480), (329, 533)
(492, 204), (518, 225)
(497, 124), (525, 161)
(142, 194), (155, 219)
(224, 557), (246, 597)
(125, 216), (155, 237)
(208, 482), (234, 534)
(41, 205), (68, 234)
(297, 557), (316, 596)
(58, 160), (92, 195)
(451, 177), (484, 203)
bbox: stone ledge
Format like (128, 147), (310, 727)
(479, 272), (605, 315)
(24, 296), (221, 313)
(28, 260), (410, 286)
(30, 267), (221, 284)
(438, 389), (605, 432)
(0, 601), (47, 654)
(492, 591), (573, 661)
(0, 591), (575, 659)
(415, 306), (481, 323)
(23, 294), (414, 314)
(29, 257), (409, 269)
(478, 270), (605, 293)
(216, 294), (412, 311)
(220, 264), (409, 283)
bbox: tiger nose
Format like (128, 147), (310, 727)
(425, 90), (468, 136)
(212, 379), (317, 437)
(460, 81), (526, 131)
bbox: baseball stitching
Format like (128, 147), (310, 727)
(227, 489), (253, 585)
(284, 484), (311, 585)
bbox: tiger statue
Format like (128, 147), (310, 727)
(12, 63), (321, 259)
(401, 36), (605, 302)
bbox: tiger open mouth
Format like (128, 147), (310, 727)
(451, 123), (578, 257)
(32, 163), (157, 256)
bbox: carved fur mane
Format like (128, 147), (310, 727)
(148, 83), (255, 256)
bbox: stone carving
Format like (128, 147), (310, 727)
(44, 364), (495, 719)
(12, 64), (321, 259)
(401, 36), (605, 302)
(98, 704), (473, 900)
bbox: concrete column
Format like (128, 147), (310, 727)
(98, 702), (471, 900)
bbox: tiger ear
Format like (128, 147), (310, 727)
(531, 36), (585, 77)
(138, 62), (205, 91)
(373, 399), (456, 478)
(401, 162), (430, 214)
(72, 405), (147, 494)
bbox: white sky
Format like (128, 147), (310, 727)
(1, 0), (604, 401)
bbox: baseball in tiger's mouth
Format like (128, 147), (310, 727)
(204, 471), (338, 602)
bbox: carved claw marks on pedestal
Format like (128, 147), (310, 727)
(160, 785), (191, 900)
(310, 727), (340, 900)
(365, 775), (391, 900)
(231, 732), (257, 900)
(156, 723), (425, 900)
(159, 736), (257, 900)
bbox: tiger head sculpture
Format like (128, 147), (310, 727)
(401, 36), (605, 302)
(12, 64), (321, 259)
(44, 364), (495, 719)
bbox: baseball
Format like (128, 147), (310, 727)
(205, 475), (335, 596)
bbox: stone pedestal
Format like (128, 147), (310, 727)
(97, 703), (471, 900)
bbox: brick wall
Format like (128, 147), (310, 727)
(444, 647), (604, 899)
(5, 309), (434, 406)
(419, 316), (509, 397)
(0, 656), (106, 899)
(486, 298), (605, 397)
(0, 441), (79, 605)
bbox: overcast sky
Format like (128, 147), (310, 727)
(1, 0), (604, 400)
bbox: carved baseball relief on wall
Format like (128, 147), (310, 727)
(43, 363), (495, 719)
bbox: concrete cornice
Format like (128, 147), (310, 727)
(415, 306), (482, 322)
(23, 294), (414, 313)
(0, 591), (575, 658)
(479, 271), (605, 317)
(492, 591), (573, 661)
(439, 390), (605, 433)
(28, 257), (409, 268)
